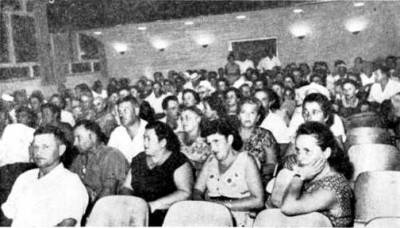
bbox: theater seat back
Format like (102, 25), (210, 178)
(355, 171), (400, 224)
(348, 144), (400, 181)
(366, 217), (400, 228)
(253, 209), (332, 227)
(162, 201), (233, 226)
(86, 196), (149, 226)
(345, 127), (392, 150)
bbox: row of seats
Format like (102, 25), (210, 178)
(86, 171), (400, 227)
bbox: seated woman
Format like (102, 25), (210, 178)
(238, 97), (279, 185)
(335, 79), (369, 118)
(193, 119), (264, 226)
(119, 121), (193, 226)
(272, 121), (354, 227)
(302, 93), (346, 148)
(177, 106), (211, 176)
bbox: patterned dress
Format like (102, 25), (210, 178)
(304, 174), (354, 227)
(242, 127), (278, 184)
(179, 136), (211, 176)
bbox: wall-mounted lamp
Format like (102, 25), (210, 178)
(345, 17), (368, 35)
(192, 32), (214, 48)
(151, 37), (169, 52)
(290, 23), (310, 40)
(113, 42), (128, 55)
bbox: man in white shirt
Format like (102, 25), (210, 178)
(254, 89), (290, 153)
(368, 66), (400, 104)
(257, 49), (281, 72)
(108, 96), (147, 162)
(2, 126), (88, 227)
(360, 61), (375, 86)
(0, 106), (37, 167)
(145, 81), (168, 115)
(235, 52), (255, 74)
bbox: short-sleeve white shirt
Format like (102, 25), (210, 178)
(368, 79), (400, 103)
(235, 59), (255, 74)
(260, 112), (290, 144)
(107, 119), (147, 162)
(0, 123), (35, 167)
(257, 56), (281, 72)
(1, 164), (88, 227)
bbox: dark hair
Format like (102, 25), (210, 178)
(145, 121), (181, 154)
(74, 120), (107, 144)
(92, 80), (103, 92)
(224, 87), (242, 101)
(182, 89), (201, 105)
(139, 100), (155, 122)
(34, 125), (67, 146)
(75, 83), (91, 93)
(341, 78), (360, 89)
(162, 95), (179, 110)
(181, 105), (203, 117)
(29, 91), (44, 103)
(41, 103), (61, 120)
(255, 88), (281, 111)
(116, 95), (139, 107)
(203, 94), (227, 119)
(16, 106), (37, 128)
(303, 93), (334, 127)
(201, 119), (243, 151)
(238, 97), (265, 126)
(50, 94), (66, 109)
(296, 121), (353, 179)
(334, 60), (346, 67)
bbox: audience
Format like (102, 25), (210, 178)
(1, 52), (400, 227)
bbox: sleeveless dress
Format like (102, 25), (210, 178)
(303, 174), (354, 227)
(130, 151), (189, 226)
(204, 152), (255, 227)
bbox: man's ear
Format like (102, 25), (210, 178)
(59, 144), (66, 157)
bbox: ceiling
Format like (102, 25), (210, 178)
(47, 0), (305, 33)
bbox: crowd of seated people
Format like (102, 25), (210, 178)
(1, 52), (400, 227)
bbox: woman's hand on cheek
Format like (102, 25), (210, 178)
(297, 157), (325, 181)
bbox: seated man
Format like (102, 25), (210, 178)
(1, 125), (88, 227)
(70, 120), (129, 205)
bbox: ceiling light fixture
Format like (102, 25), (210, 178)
(236, 15), (246, 20)
(93, 31), (102, 35)
(184, 21), (194, 25)
(353, 2), (365, 7)
(293, 8), (304, 14)
(138, 26), (147, 31)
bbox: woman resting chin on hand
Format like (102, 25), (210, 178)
(280, 121), (354, 227)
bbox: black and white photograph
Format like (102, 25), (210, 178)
(0, 0), (400, 227)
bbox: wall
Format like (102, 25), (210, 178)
(83, 1), (400, 81)
(1, 1), (400, 96)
